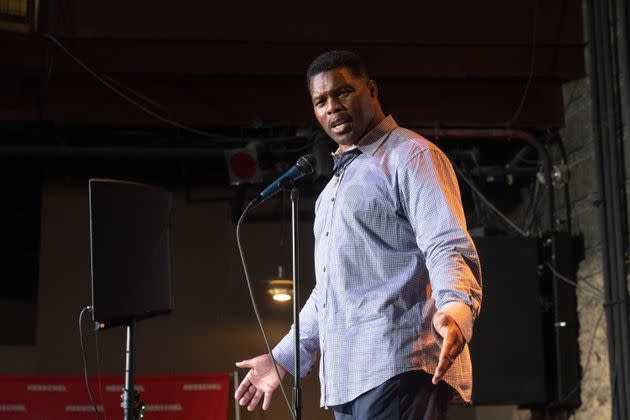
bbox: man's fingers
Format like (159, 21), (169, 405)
(432, 351), (452, 384)
(262, 392), (272, 411)
(237, 381), (257, 405)
(239, 390), (254, 406)
(234, 377), (251, 400)
(247, 389), (263, 411)
(442, 326), (458, 350)
(235, 359), (253, 369)
(233, 354), (279, 411)
(432, 329), (462, 384)
(441, 325), (463, 361)
(433, 355), (453, 384)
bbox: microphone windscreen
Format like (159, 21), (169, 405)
(297, 154), (316, 175)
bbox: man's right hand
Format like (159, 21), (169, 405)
(234, 354), (287, 411)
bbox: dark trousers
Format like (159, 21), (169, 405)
(331, 370), (453, 420)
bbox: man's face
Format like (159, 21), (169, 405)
(309, 67), (379, 148)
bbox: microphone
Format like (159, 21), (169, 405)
(249, 154), (316, 207)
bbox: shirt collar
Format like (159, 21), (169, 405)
(332, 115), (398, 158)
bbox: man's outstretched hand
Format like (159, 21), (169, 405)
(234, 354), (286, 411)
(431, 311), (465, 385)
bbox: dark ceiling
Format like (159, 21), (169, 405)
(0, 1), (585, 284)
(1, 0), (584, 129)
(0, 1), (585, 229)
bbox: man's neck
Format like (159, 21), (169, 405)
(338, 111), (386, 153)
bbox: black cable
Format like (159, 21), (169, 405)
(42, 34), (221, 142)
(79, 306), (101, 420)
(524, 178), (545, 234)
(41, 34), (307, 148)
(510, 0), (540, 125)
(546, 262), (605, 300)
(555, 135), (573, 234)
(521, 178), (540, 231)
(587, 0), (630, 417)
(236, 201), (295, 419)
(452, 164), (530, 236)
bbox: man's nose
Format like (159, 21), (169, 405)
(326, 97), (343, 114)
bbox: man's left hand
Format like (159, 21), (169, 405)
(431, 311), (465, 384)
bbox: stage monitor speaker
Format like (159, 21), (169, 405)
(89, 178), (173, 329)
(470, 234), (580, 408)
(540, 232), (581, 409)
(470, 236), (548, 405)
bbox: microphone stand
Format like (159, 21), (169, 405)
(247, 161), (312, 419)
(279, 181), (302, 420)
(122, 319), (143, 420)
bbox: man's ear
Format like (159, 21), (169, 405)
(367, 79), (378, 98)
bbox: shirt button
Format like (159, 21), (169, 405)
(323, 267), (326, 272)
(325, 232), (329, 236)
(331, 197), (335, 202)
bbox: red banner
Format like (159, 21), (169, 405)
(0, 374), (230, 419)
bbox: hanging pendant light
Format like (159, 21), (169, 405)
(267, 265), (293, 302)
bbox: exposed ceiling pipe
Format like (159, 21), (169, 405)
(0, 127), (556, 230)
(0, 146), (225, 159)
(415, 128), (556, 231)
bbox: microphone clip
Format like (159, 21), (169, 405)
(278, 177), (296, 191)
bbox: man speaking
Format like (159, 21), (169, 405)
(235, 50), (483, 420)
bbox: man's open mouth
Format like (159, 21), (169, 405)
(331, 117), (352, 134)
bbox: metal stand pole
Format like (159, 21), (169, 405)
(122, 320), (140, 420)
(233, 371), (241, 420)
(290, 187), (302, 420)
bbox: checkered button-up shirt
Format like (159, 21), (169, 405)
(273, 116), (482, 407)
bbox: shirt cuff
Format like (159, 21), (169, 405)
(437, 301), (474, 343)
(272, 333), (313, 378)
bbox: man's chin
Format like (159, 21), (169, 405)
(330, 131), (357, 147)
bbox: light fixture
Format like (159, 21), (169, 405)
(0, 0), (38, 33)
(224, 141), (263, 185)
(267, 196), (292, 303)
(267, 265), (292, 302)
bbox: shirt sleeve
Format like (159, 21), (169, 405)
(398, 147), (483, 343)
(272, 282), (321, 377)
